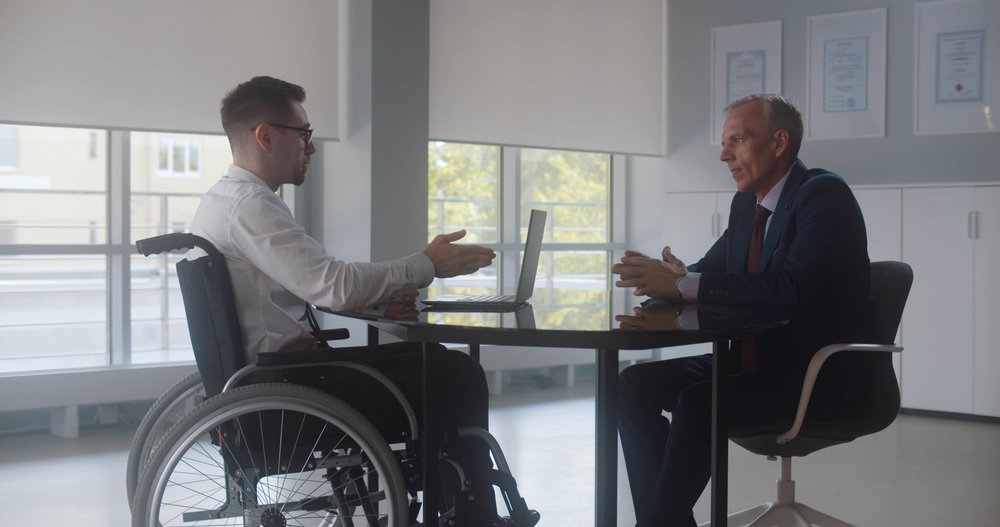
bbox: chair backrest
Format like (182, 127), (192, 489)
(852, 260), (913, 437)
(137, 233), (247, 397)
(868, 261), (914, 344)
(731, 261), (914, 455)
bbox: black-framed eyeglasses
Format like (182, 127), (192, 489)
(265, 122), (314, 143)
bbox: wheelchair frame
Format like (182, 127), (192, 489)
(128, 233), (535, 527)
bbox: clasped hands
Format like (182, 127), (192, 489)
(611, 246), (688, 300)
(616, 302), (685, 331)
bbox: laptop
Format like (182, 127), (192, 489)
(422, 209), (546, 311)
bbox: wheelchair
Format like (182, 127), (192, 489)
(128, 233), (537, 527)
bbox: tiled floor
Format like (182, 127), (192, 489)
(1, 380), (998, 526)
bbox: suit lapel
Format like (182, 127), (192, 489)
(759, 160), (808, 271)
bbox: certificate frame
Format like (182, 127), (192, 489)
(806, 8), (887, 139)
(710, 20), (782, 144)
(915, 0), (999, 135)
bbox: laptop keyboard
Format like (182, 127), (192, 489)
(461, 294), (516, 302)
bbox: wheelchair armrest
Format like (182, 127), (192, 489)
(255, 346), (378, 367)
(777, 343), (902, 444)
(314, 328), (350, 342)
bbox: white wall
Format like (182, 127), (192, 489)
(628, 0), (997, 257)
(313, 0), (431, 344)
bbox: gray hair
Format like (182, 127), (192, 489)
(724, 94), (803, 159)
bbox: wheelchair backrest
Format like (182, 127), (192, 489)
(136, 233), (247, 397)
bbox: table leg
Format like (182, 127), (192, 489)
(710, 339), (731, 526)
(470, 342), (480, 362)
(422, 341), (440, 526)
(595, 348), (619, 527)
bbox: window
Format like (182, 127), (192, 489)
(428, 142), (626, 329)
(0, 125), (230, 373)
(0, 126), (16, 170)
(0, 126), (110, 371)
(130, 132), (230, 364)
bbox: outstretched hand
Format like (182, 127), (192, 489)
(611, 247), (687, 298)
(424, 230), (496, 278)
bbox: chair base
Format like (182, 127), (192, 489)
(697, 457), (855, 527)
(698, 501), (855, 527)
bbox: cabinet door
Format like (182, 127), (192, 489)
(974, 186), (1000, 417)
(854, 187), (903, 381)
(714, 191), (732, 240)
(662, 192), (720, 264)
(661, 192), (720, 359)
(901, 187), (975, 413)
(854, 188), (903, 262)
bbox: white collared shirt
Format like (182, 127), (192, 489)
(190, 165), (434, 361)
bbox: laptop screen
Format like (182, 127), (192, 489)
(515, 209), (546, 301)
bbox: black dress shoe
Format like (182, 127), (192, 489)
(491, 509), (541, 527)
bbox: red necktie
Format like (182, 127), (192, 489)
(746, 204), (771, 273)
(741, 204), (771, 371)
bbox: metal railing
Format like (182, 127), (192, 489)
(0, 188), (200, 372)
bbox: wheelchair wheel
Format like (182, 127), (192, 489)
(132, 383), (407, 527)
(126, 371), (205, 510)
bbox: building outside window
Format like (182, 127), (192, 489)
(0, 125), (229, 373)
(156, 137), (203, 178)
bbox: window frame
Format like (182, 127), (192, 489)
(0, 125), (17, 170)
(428, 142), (629, 320)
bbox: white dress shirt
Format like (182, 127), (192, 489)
(190, 165), (434, 361)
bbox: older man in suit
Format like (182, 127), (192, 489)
(611, 94), (873, 527)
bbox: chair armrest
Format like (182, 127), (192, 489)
(777, 343), (902, 444)
(314, 328), (351, 342)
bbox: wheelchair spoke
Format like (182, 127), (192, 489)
(134, 384), (407, 527)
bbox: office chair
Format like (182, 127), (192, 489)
(710, 261), (913, 527)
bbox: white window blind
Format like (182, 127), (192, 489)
(429, 0), (665, 156)
(0, 0), (339, 140)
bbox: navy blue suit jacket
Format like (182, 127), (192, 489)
(689, 160), (874, 398)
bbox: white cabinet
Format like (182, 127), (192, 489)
(854, 187), (903, 382)
(901, 187), (976, 414)
(973, 187), (1000, 417)
(660, 191), (732, 359)
(900, 185), (1000, 417)
(853, 188), (902, 262)
(661, 191), (730, 264)
(662, 184), (1000, 417)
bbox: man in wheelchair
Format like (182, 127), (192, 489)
(130, 76), (537, 527)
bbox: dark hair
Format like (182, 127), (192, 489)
(220, 76), (306, 139)
(725, 94), (803, 159)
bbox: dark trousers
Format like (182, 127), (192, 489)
(278, 342), (496, 524)
(618, 354), (798, 527)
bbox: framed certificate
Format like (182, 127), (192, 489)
(936, 29), (985, 103)
(710, 20), (782, 144)
(806, 8), (887, 139)
(916, 1), (998, 134)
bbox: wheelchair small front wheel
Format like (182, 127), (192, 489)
(132, 382), (408, 527)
